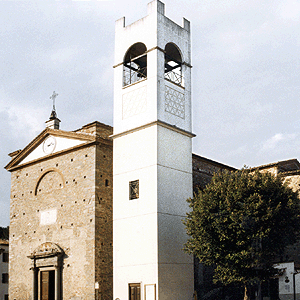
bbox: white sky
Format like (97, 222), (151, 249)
(1, 0), (300, 226)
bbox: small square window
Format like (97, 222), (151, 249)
(2, 273), (8, 284)
(2, 252), (8, 263)
(129, 180), (139, 200)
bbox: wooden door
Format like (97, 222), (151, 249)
(41, 271), (49, 300)
(41, 271), (55, 300)
(129, 283), (141, 300)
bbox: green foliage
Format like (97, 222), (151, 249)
(184, 169), (300, 285)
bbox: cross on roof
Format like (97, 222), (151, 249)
(50, 91), (58, 111)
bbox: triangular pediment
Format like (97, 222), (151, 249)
(5, 128), (95, 170)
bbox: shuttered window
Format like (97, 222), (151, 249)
(1, 273), (8, 284)
(2, 252), (8, 263)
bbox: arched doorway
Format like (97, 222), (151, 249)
(28, 242), (64, 300)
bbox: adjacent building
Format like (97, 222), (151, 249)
(0, 239), (9, 300)
(253, 159), (300, 300)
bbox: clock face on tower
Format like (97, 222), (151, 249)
(43, 136), (56, 154)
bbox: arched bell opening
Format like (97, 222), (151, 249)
(164, 43), (183, 86)
(123, 43), (147, 87)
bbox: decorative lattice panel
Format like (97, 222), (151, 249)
(122, 86), (147, 119)
(165, 86), (185, 119)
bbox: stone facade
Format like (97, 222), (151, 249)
(5, 121), (113, 300)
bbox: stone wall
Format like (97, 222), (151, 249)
(95, 140), (113, 300)
(75, 121), (112, 139)
(192, 154), (236, 192)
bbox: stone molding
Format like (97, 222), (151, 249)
(34, 168), (65, 196)
(28, 242), (64, 259)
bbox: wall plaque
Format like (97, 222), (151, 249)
(40, 209), (57, 225)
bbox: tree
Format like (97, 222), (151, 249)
(184, 169), (300, 300)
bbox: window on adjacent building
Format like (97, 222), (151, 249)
(129, 283), (141, 300)
(4, 295), (9, 300)
(129, 180), (139, 200)
(2, 273), (8, 284)
(2, 252), (8, 263)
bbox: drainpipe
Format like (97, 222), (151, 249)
(293, 268), (299, 300)
(293, 271), (296, 300)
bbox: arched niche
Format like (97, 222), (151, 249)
(123, 42), (147, 87)
(35, 169), (64, 196)
(164, 42), (183, 86)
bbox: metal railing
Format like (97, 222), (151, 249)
(123, 66), (147, 87)
(165, 70), (184, 87)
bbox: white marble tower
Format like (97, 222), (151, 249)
(112, 1), (194, 299)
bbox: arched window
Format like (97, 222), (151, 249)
(123, 43), (147, 87)
(164, 43), (183, 86)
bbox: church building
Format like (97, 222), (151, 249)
(5, 1), (300, 300)
(5, 118), (113, 299)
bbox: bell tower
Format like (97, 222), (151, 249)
(113, 1), (194, 299)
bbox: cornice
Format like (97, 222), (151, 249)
(113, 46), (192, 68)
(110, 120), (196, 139)
(6, 136), (113, 172)
(192, 153), (237, 171)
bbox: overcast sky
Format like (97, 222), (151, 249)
(1, 0), (300, 226)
